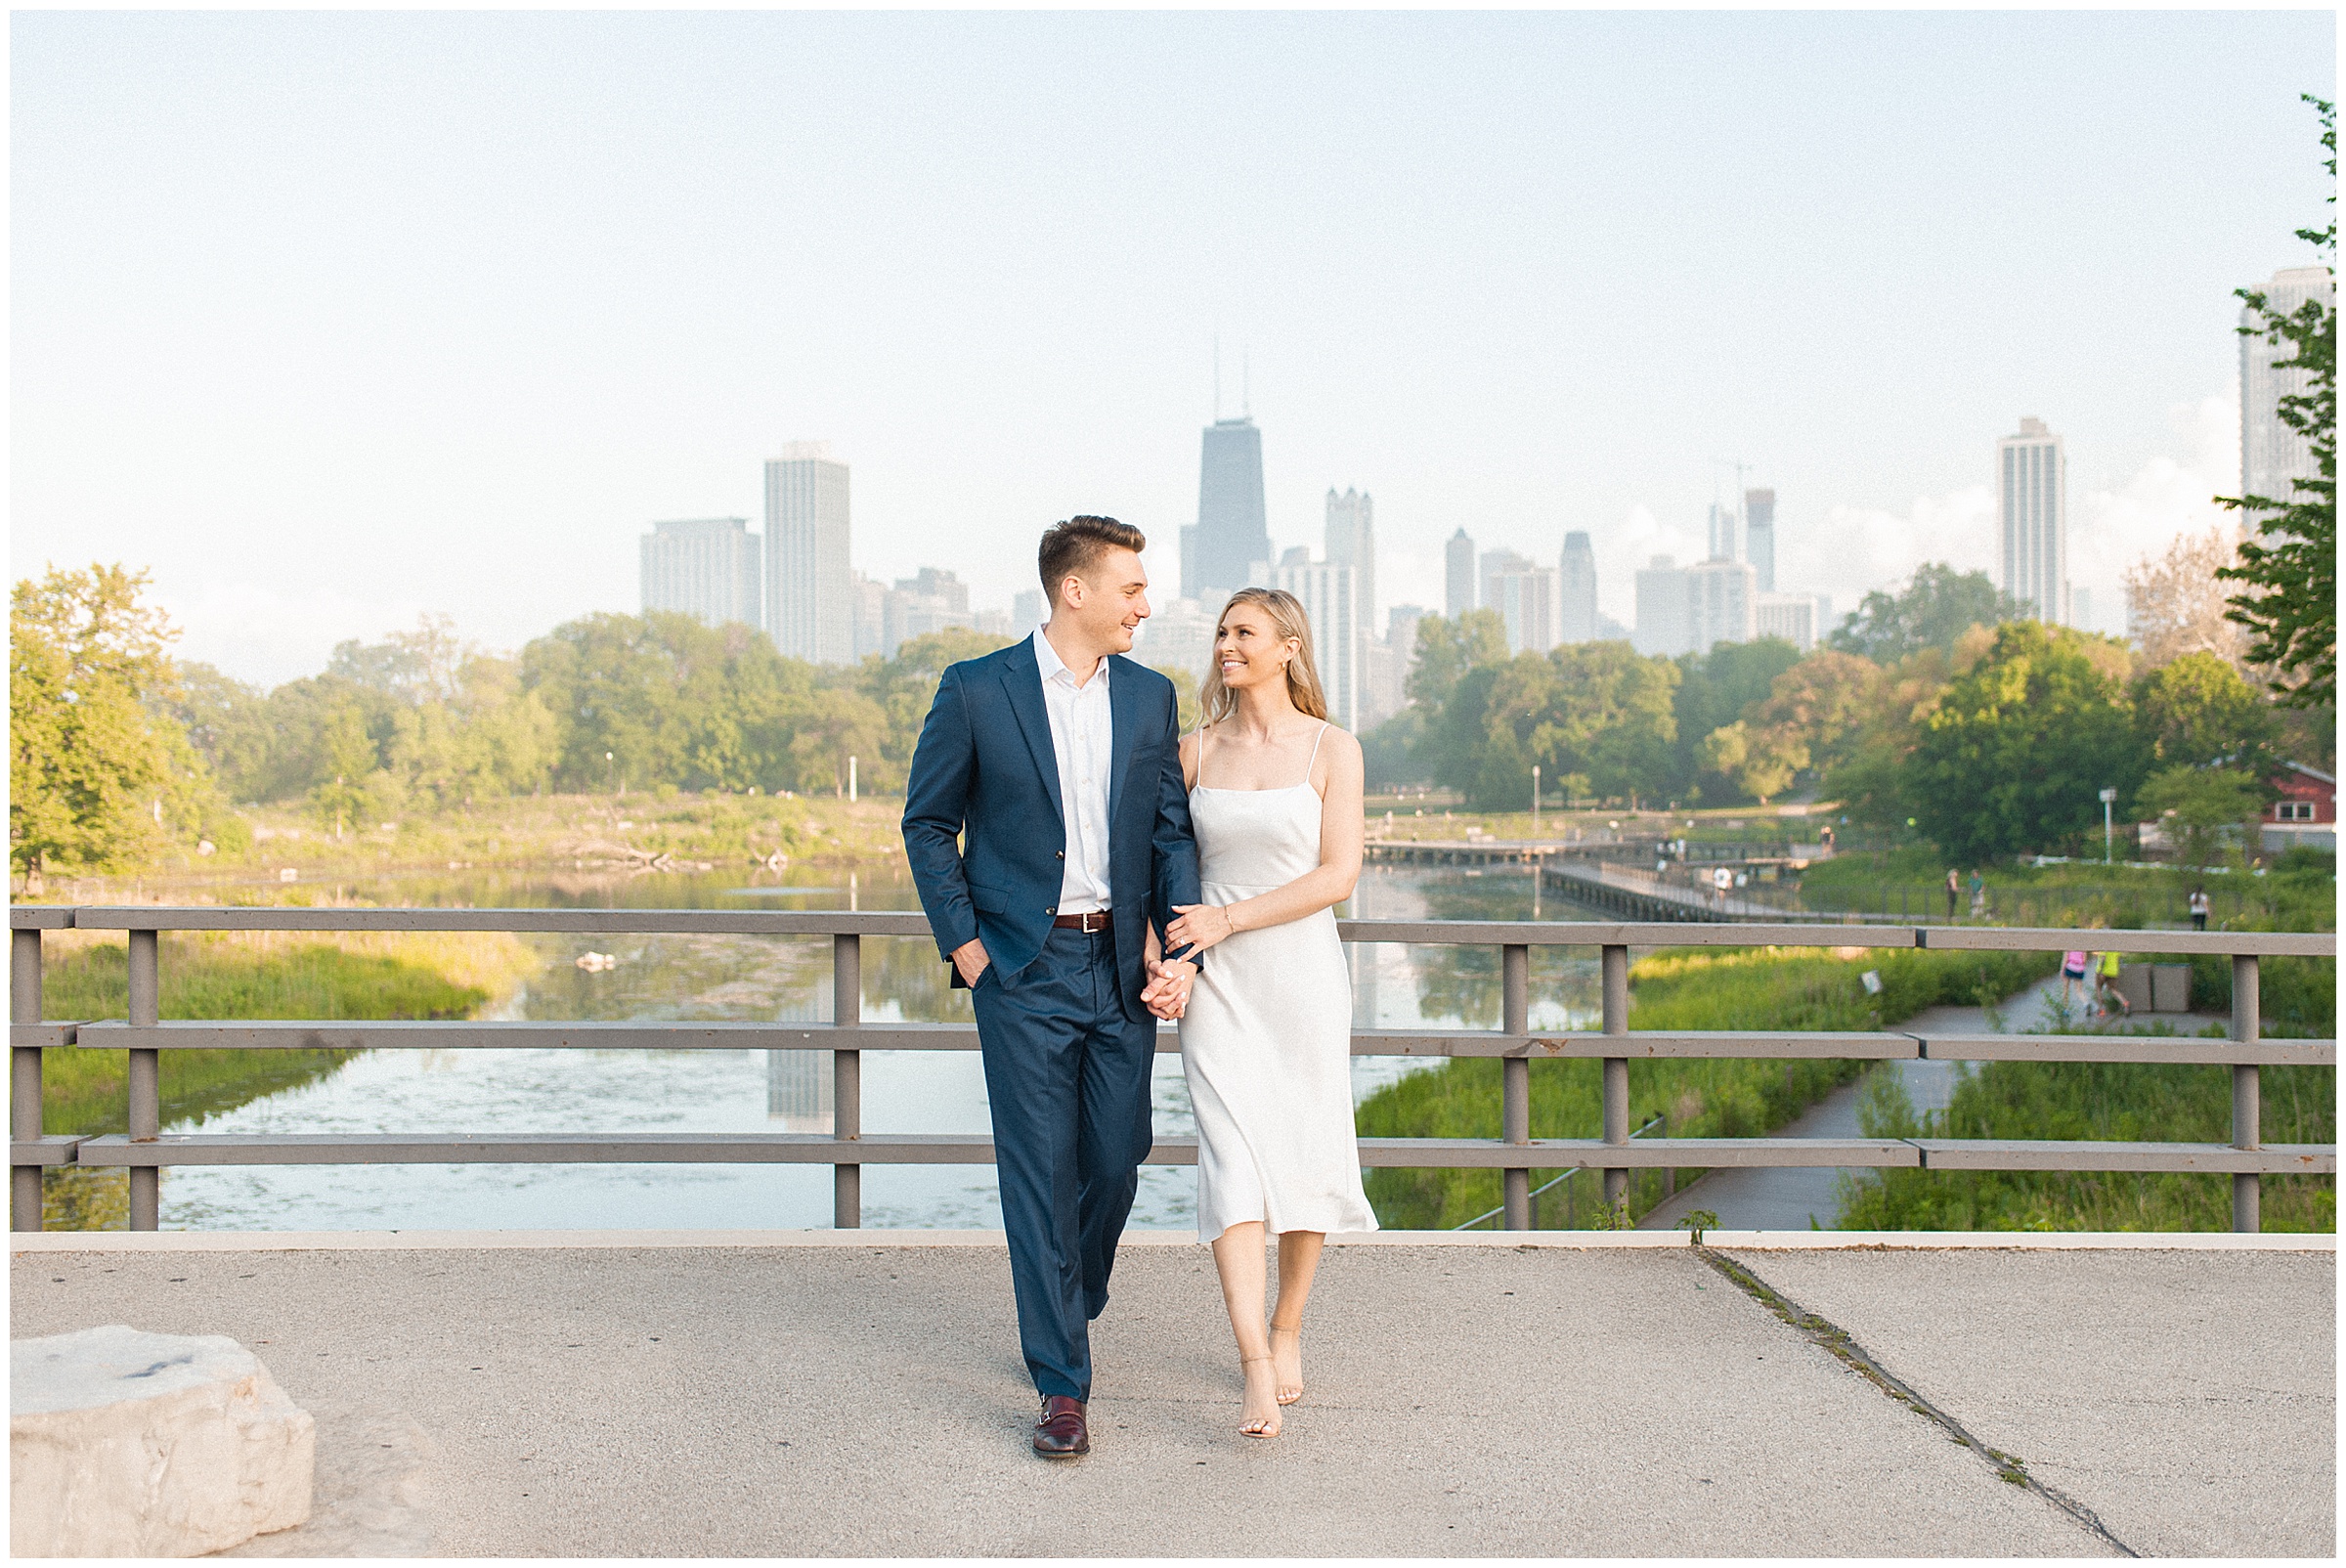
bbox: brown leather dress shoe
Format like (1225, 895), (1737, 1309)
(1032, 1395), (1089, 1458)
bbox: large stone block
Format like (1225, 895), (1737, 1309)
(11, 1325), (315, 1558)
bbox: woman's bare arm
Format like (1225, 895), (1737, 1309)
(1165, 728), (1365, 952)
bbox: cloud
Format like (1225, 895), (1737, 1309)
(2072, 392), (2239, 636)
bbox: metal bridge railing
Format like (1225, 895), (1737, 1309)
(9, 907), (2335, 1235)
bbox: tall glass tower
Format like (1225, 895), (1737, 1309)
(1444, 529), (1477, 619)
(1744, 489), (1776, 593)
(1558, 531), (1597, 642)
(766, 442), (853, 664)
(1998, 417), (2067, 625)
(1182, 417), (1271, 602)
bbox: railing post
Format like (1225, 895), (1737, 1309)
(1601, 943), (1629, 1213)
(12, 928), (44, 1232)
(833, 932), (861, 1230)
(1501, 943), (1530, 1230)
(127, 928), (160, 1232)
(2231, 953), (2260, 1234)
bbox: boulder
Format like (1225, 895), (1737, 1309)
(11, 1326), (315, 1558)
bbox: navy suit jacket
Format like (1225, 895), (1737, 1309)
(900, 635), (1202, 1023)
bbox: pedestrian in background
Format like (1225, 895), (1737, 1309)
(1967, 869), (1986, 920)
(2190, 889), (2210, 931)
(2095, 949), (2130, 1021)
(1945, 868), (1960, 921)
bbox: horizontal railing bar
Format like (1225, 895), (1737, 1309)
(1909, 1140), (2336, 1174)
(22, 905), (2331, 956)
(52, 1132), (2332, 1173)
(9, 1024), (80, 1049)
(1917, 927), (2335, 957)
(1918, 1034), (2336, 1067)
(7, 1136), (84, 1166)
(60, 1020), (2334, 1068)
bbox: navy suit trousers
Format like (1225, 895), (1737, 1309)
(970, 925), (1155, 1402)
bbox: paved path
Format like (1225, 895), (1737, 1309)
(11, 1234), (2331, 1557)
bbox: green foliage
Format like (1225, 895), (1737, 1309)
(10, 563), (224, 876)
(2134, 651), (2276, 773)
(38, 936), (491, 1137)
(1361, 707), (1428, 788)
(1357, 945), (2056, 1229)
(2135, 765), (2267, 879)
(1841, 1060), (2333, 1233)
(1406, 610), (1510, 710)
(1906, 623), (2150, 862)
(1673, 638), (1802, 803)
(2217, 96), (2336, 711)
(1827, 563), (2018, 664)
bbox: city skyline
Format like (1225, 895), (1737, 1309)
(11, 10), (2331, 684)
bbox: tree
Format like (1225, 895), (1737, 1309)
(2124, 526), (2253, 672)
(2136, 765), (2267, 879)
(1697, 720), (1806, 805)
(2217, 95), (2336, 710)
(2133, 651), (2274, 775)
(307, 702), (378, 834)
(1903, 623), (2151, 862)
(1671, 638), (1802, 801)
(1405, 610), (1509, 710)
(1827, 563), (2019, 664)
(11, 564), (220, 877)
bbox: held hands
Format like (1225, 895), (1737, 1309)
(1165, 903), (1236, 955)
(1142, 957), (1196, 1021)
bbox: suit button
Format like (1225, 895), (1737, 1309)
(1056, 850), (1064, 859)
(1045, 906), (1056, 915)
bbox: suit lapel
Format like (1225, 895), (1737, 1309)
(998, 638), (1064, 829)
(1106, 655), (1141, 844)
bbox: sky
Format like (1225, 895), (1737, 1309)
(11, 8), (2336, 686)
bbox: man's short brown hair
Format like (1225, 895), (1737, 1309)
(1038, 516), (1148, 608)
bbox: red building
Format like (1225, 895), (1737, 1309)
(2268, 762), (2335, 825)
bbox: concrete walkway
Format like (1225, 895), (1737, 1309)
(11, 1233), (2332, 1557)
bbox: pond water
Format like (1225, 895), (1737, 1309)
(143, 861), (1612, 1232)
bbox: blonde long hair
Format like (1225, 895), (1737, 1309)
(1198, 588), (1328, 726)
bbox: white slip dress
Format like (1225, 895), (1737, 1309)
(1178, 723), (1379, 1242)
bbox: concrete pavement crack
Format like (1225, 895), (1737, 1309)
(1693, 1244), (2139, 1559)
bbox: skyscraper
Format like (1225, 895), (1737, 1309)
(766, 442), (853, 663)
(1559, 531), (1597, 642)
(1706, 501), (1737, 563)
(1754, 591), (1814, 650)
(1488, 566), (1558, 655)
(1686, 558), (1758, 654)
(640, 517), (760, 631)
(1998, 417), (2068, 625)
(1745, 489), (1776, 592)
(1444, 529), (1477, 619)
(2241, 266), (2335, 504)
(1324, 488), (1375, 635)
(1183, 417), (1271, 602)
(1272, 557), (1359, 731)
(1479, 547), (1535, 614)
(1633, 556), (1691, 658)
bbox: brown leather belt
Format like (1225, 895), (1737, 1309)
(1051, 911), (1112, 934)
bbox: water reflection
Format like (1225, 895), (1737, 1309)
(143, 857), (1607, 1232)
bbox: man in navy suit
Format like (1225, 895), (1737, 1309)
(901, 516), (1201, 1459)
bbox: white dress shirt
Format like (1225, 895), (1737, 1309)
(1033, 627), (1114, 914)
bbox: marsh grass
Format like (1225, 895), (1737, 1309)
(1841, 1060), (2335, 1233)
(1359, 945), (2057, 1229)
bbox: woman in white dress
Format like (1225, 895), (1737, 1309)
(1159, 587), (1377, 1440)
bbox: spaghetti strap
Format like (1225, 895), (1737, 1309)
(1300, 721), (1328, 787)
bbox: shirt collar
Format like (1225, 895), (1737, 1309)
(1032, 627), (1108, 691)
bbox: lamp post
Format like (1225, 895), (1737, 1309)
(1531, 764), (1541, 839)
(605, 751), (616, 797)
(2099, 787), (2117, 865)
